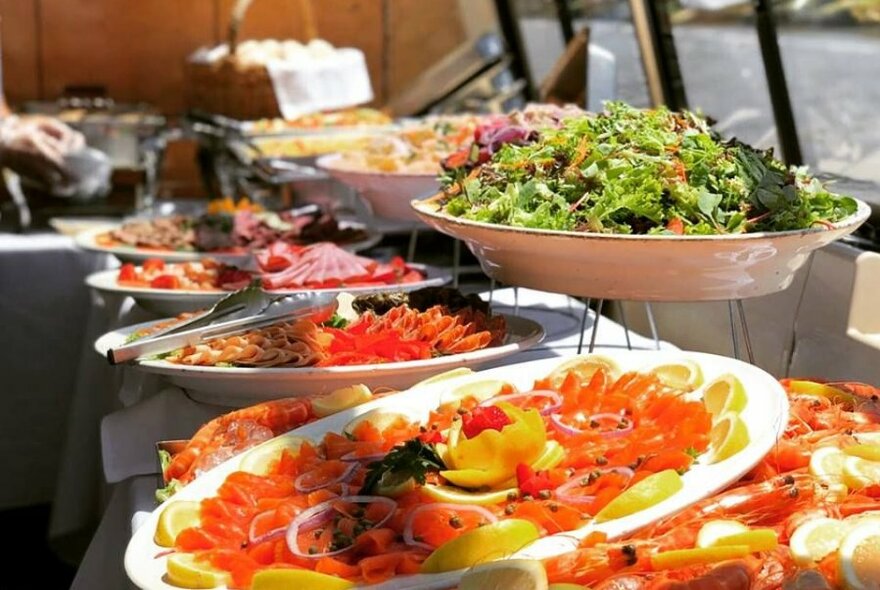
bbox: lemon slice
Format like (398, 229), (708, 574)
(420, 519), (540, 573)
(711, 528), (778, 552)
(458, 559), (548, 590)
(844, 444), (880, 462)
(166, 553), (230, 589)
(595, 469), (683, 523)
(809, 446), (848, 482)
(422, 484), (518, 506)
(786, 380), (856, 405)
(707, 413), (750, 463)
(701, 374), (747, 418)
(838, 520), (880, 590)
(650, 545), (751, 570)
(342, 409), (416, 439)
(842, 455), (880, 490)
(695, 519), (749, 548)
(646, 360), (704, 391)
(155, 501), (201, 548)
(789, 517), (851, 566)
(854, 432), (880, 445)
(439, 379), (514, 408)
(251, 568), (353, 590)
(238, 434), (309, 476)
(412, 367), (474, 388)
(312, 384), (372, 418)
(546, 355), (620, 389)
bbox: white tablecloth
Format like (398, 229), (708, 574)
(71, 287), (673, 589)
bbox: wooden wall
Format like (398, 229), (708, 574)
(0, 0), (471, 114)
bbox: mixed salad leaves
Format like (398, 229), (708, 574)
(440, 102), (857, 235)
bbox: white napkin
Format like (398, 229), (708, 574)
(266, 48), (373, 120)
(101, 387), (228, 483)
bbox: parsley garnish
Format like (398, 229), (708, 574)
(361, 438), (445, 495)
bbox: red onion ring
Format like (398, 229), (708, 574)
(248, 510), (287, 546)
(478, 390), (563, 416)
(294, 461), (359, 493)
(550, 411), (633, 438)
(285, 495), (397, 558)
(554, 467), (636, 505)
(402, 502), (498, 551)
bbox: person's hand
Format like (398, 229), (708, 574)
(0, 116), (86, 186)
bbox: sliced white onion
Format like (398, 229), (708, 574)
(285, 495), (397, 558)
(478, 390), (563, 415)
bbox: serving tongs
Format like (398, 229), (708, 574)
(106, 285), (337, 365)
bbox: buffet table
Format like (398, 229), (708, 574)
(69, 287), (674, 590)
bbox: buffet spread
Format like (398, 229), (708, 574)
(76, 102), (879, 590)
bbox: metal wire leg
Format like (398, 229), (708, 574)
(452, 239), (461, 288)
(513, 286), (520, 316)
(589, 299), (604, 353)
(577, 298), (592, 354)
(488, 278), (496, 305)
(644, 302), (660, 350)
(617, 301), (632, 350)
(406, 229), (419, 263)
(728, 300), (741, 360)
(736, 300), (756, 364)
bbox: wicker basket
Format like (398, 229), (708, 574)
(185, 0), (316, 120)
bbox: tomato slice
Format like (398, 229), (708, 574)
(118, 263), (137, 282)
(150, 274), (181, 289)
(143, 258), (165, 272)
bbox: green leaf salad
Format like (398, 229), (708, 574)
(439, 102), (857, 235)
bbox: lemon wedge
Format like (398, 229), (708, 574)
(166, 553), (230, 589)
(420, 519), (540, 573)
(546, 355), (620, 389)
(842, 455), (880, 490)
(412, 367), (474, 388)
(458, 559), (548, 590)
(707, 412), (750, 463)
(238, 434), (309, 476)
(809, 446), (848, 482)
(422, 484), (518, 506)
(695, 519), (749, 548)
(710, 528), (778, 552)
(789, 517), (851, 566)
(838, 520), (880, 590)
(647, 360), (704, 391)
(342, 409), (414, 439)
(595, 469), (683, 522)
(844, 444), (880, 462)
(650, 545), (751, 570)
(701, 374), (747, 418)
(312, 384), (372, 418)
(155, 501), (201, 548)
(251, 568), (353, 590)
(439, 379), (513, 408)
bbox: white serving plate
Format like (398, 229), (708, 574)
(412, 197), (871, 301)
(95, 314), (544, 406)
(124, 351), (788, 590)
(74, 221), (383, 265)
(85, 264), (453, 316)
(318, 153), (440, 222)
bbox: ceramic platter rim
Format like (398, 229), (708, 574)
(124, 350), (788, 590)
(73, 221), (383, 264)
(94, 314), (545, 403)
(84, 263), (453, 314)
(411, 196), (870, 243)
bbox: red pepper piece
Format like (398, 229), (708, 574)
(461, 406), (512, 439)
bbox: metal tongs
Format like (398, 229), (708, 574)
(106, 285), (338, 365)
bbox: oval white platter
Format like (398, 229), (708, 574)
(412, 197), (871, 301)
(85, 264), (454, 316)
(95, 314), (544, 406)
(74, 221), (383, 265)
(124, 351), (788, 590)
(318, 154), (440, 222)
